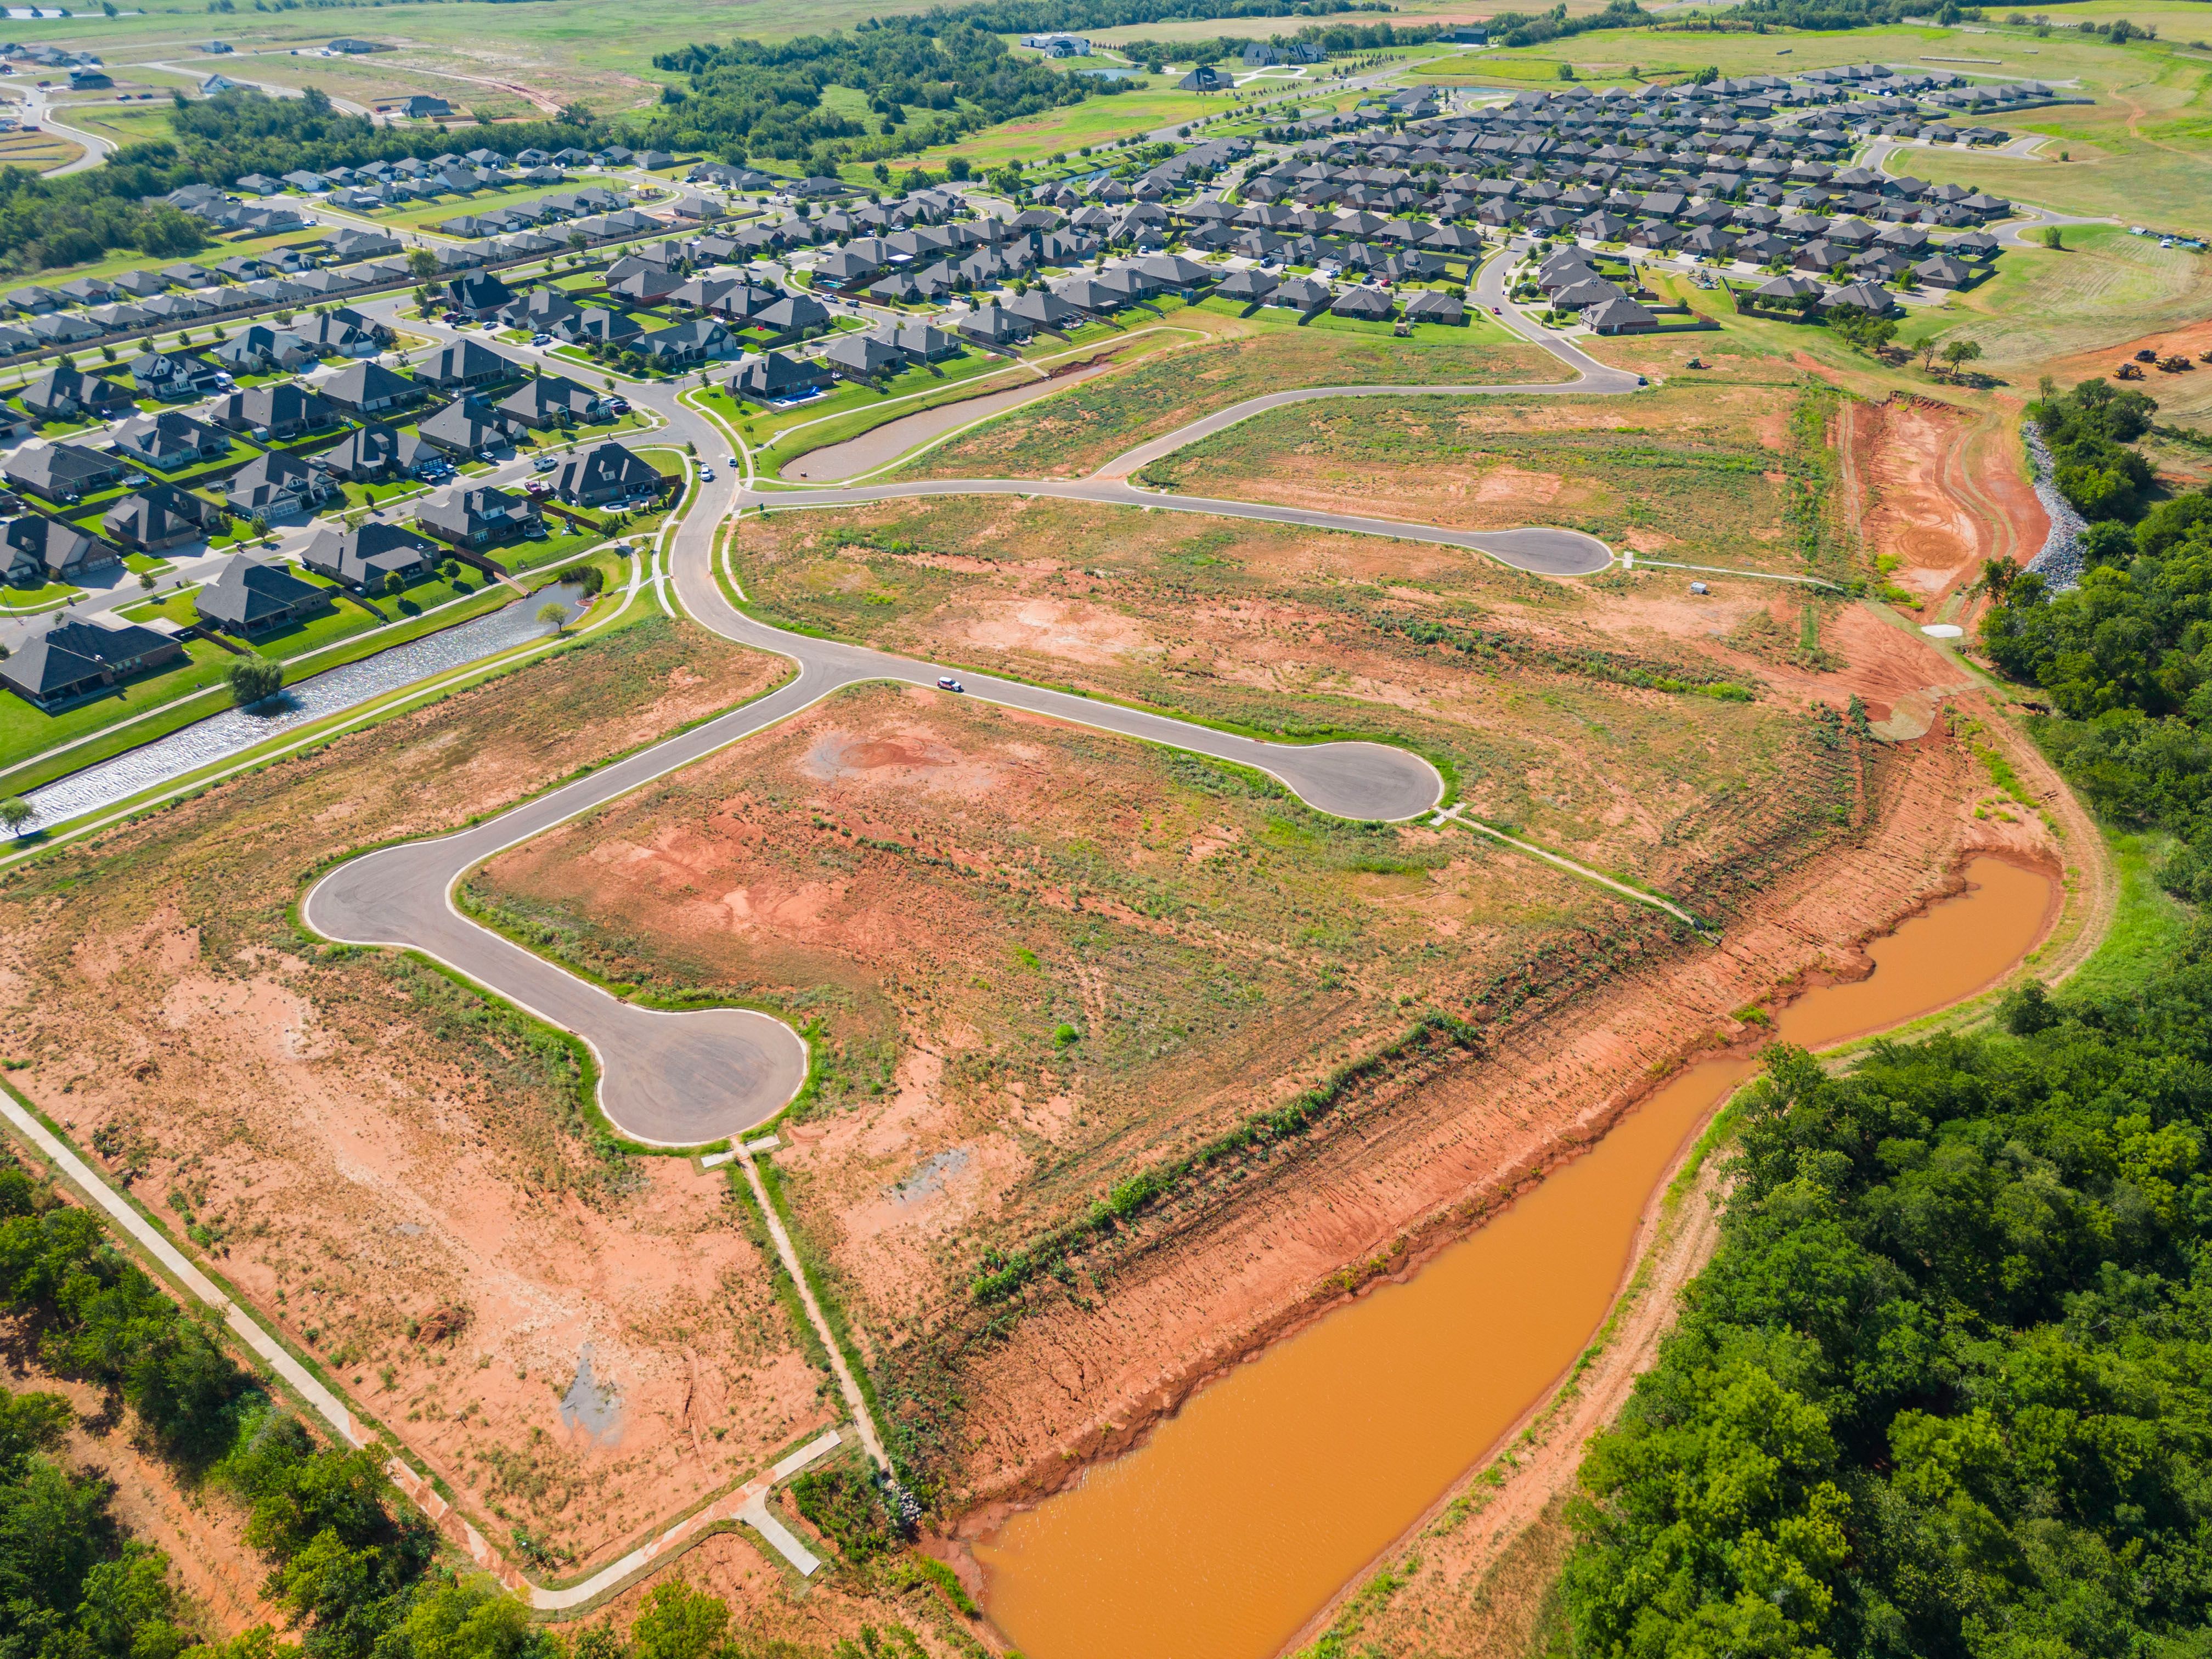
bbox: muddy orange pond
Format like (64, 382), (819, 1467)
(974, 857), (2055, 1659)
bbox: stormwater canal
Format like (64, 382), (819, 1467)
(17, 586), (588, 833)
(974, 856), (2057, 1659)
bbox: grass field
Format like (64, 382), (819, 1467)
(48, 100), (178, 151)
(1893, 224), (2212, 369)
(900, 305), (1562, 481)
(0, 128), (86, 173)
(1147, 377), (1828, 577)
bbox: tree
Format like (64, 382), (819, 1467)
(0, 799), (32, 836)
(1918, 336), (1943, 374)
(628, 1584), (727, 1659)
(1942, 337), (1984, 377)
(2041, 224), (2064, 250)
(228, 657), (283, 708)
(537, 601), (568, 633)
(407, 247), (440, 287)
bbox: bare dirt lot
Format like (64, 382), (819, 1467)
(726, 492), (1920, 888)
(0, 619), (859, 1585)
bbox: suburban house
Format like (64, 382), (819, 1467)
(417, 395), (516, 458)
(416, 484), (539, 549)
(314, 422), (444, 483)
(420, 337), (524, 391)
(1330, 286), (1393, 321)
(4, 514), (120, 586)
(128, 351), (225, 399)
(448, 272), (514, 317)
(389, 93), (450, 119)
(730, 351), (832, 403)
(823, 331), (902, 380)
(500, 290), (584, 334)
(552, 441), (663, 506)
(302, 522), (439, 589)
(213, 325), (317, 376)
(0, 616), (186, 710)
(21, 363), (136, 421)
(101, 484), (225, 552)
(225, 450), (337, 518)
(555, 307), (642, 347)
(5, 443), (126, 504)
(195, 555), (334, 636)
(1402, 289), (1464, 325)
(322, 360), (426, 417)
(109, 411), (230, 473)
(210, 382), (341, 441)
(494, 374), (602, 430)
(637, 318), (736, 368)
(752, 293), (831, 340)
(295, 308), (389, 357)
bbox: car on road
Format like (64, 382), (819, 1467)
(608, 397), (630, 414)
(698, 466), (714, 480)
(935, 676), (963, 692)
(1491, 306), (1502, 314)
(726, 456), (738, 468)
(531, 454), (556, 471)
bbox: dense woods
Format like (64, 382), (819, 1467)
(1561, 974), (2212, 1657)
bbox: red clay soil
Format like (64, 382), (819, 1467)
(933, 714), (2069, 1535)
(0, 623), (856, 1583)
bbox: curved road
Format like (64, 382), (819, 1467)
(306, 251), (1624, 1144)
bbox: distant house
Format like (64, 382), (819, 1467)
(5, 443), (126, 504)
(822, 331), (902, 380)
(391, 94), (450, 119)
(416, 484), (539, 549)
(500, 290), (584, 333)
(195, 555), (334, 636)
(1584, 295), (1658, 334)
(730, 351), (832, 403)
(225, 450), (337, 518)
(127, 351), (224, 399)
(302, 522), (439, 589)
(4, 514), (120, 587)
(321, 360), (425, 416)
(417, 395), (516, 458)
(494, 374), (602, 430)
(1, 617), (185, 710)
(20, 363), (135, 422)
(109, 410), (230, 472)
(208, 382), (340, 441)
(447, 271), (513, 317)
(1401, 289), (1464, 325)
(552, 441), (662, 506)
(313, 422), (444, 484)
(752, 292), (831, 340)
(101, 483), (225, 552)
(325, 36), (388, 52)
(636, 317), (735, 368)
(1329, 286), (1393, 321)
(420, 337), (524, 391)
(1177, 66), (1228, 92)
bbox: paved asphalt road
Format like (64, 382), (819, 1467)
(307, 260), (1622, 1142)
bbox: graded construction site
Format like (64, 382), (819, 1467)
(0, 254), (2123, 1659)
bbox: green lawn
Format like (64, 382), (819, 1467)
(0, 638), (238, 781)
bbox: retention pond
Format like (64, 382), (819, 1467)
(974, 856), (2058, 1659)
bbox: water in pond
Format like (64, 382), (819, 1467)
(975, 857), (2057, 1659)
(15, 586), (588, 834)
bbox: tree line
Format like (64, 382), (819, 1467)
(1560, 970), (2212, 1655)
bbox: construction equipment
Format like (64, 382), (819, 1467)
(2116, 361), (2146, 379)
(2160, 354), (2196, 373)
(2134, 347), (2160, 363)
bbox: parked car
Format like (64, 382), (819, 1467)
(608, 397), (630, 414)
(698, 466), (714, 480)
(532, 454), (557, 471)
(531, 333), (552, 345)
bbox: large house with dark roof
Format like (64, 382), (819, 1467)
(301, 522), (439, 589)
(101, 483), (225, 552)
(552, 442), (663, 506)
(1, 617), (186, 709)
(195, 555), (334, 636)
(4, 514), (119, 586)
(5, 443), (126, 504)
